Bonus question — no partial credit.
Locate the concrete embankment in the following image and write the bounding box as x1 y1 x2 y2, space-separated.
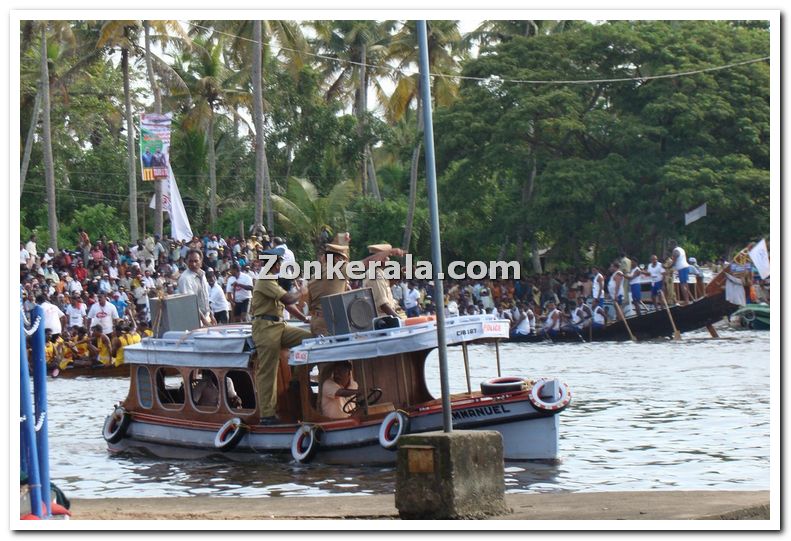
68 490 770 521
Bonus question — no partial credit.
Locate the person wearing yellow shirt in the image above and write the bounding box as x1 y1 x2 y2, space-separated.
87 325 112 366
111 325 132 367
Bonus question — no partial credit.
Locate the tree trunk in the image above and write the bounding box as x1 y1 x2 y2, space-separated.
207 109 217 227
143 22 163 238
122 48 139 242
40 26 58 251
515 158 537 269
367 147 381 200
530 237 542 274
358 43 368 196
20 81 42 191
402 96 423 251
252 21 273 234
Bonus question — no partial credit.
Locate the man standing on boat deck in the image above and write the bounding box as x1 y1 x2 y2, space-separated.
307 243 350 336
251 246 311 425
591 266 605 305
177 249 213 326
669 240 692 305
362 244 407 319
646 254 666 310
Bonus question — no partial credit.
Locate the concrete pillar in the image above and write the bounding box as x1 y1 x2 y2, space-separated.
395 430 509 519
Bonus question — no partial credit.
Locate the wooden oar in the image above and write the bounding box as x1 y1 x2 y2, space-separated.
660 290 682 340
614 302 637 342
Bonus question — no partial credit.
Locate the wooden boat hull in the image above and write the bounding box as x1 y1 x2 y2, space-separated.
51 364 130 379
509 291 739 343
107 388 564 464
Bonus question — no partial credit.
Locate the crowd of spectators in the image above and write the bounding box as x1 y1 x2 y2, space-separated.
21 227 768 360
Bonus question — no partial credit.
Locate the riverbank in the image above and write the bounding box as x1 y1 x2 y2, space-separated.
68 490 769 521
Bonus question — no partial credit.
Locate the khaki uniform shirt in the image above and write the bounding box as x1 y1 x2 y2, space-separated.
362 268 403 318
251 278 287 318
307 263 349 315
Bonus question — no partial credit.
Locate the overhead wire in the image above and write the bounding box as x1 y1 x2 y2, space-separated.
188 21 769 86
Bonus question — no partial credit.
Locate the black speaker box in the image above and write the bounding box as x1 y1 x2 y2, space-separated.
320 288 377 335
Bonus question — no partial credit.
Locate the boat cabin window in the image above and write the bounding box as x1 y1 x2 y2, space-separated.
155 367 185 409
225 370 255 411
190 369 220 412
136 366 154 409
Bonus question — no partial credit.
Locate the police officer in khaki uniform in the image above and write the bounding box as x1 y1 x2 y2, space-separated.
307 243 350 336
362 243 407 319
250 246 311 425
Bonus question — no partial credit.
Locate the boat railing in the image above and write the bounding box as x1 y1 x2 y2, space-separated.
301 314 504 348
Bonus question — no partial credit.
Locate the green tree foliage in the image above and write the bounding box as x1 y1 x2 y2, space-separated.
19 19 769 269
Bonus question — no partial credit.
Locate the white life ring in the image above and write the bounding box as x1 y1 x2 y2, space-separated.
214 417 245 451
378 411 410 449
291 424 320 463
741 309 756 322
102 406 130 443
528 379 571 413
480 376 526 395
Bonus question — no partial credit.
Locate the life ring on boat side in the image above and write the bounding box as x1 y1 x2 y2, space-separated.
404 316 436 326
528 379 571 413
214 417 246 451
480 376 526 395
291 424 320 463
378 411 410 449
741 309 756 322
102 406 130 443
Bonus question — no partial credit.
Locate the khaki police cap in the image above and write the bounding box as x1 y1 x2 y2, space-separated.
367 243 392 254
324 243 349 258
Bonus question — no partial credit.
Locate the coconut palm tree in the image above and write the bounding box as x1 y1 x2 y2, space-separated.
38 23 58 250
98 20 189 240
171 35 247 228
385 20 463 251
308 20 396 200
192 20 308 235
272 176 356 255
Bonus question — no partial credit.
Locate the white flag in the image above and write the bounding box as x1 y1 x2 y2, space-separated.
748 238 770 279
684 203 707 225
149 166 193 241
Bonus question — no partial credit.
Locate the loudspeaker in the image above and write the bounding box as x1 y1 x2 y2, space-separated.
149 293 201 337
320 288 377 335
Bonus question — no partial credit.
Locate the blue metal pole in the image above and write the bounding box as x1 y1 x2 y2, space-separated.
417 20 452 433
20 310 43 518
30 304 51 517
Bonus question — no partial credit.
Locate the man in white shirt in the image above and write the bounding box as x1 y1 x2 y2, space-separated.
207 271 230 324
320 361 360 419
225 263 253 322
65 292 88 330
20 243 30 267
670 240 691 304
177 249 212 326
37 293 66 339
87 293 120 335
403 282 421 317
141 270 155 289
645 254 666 310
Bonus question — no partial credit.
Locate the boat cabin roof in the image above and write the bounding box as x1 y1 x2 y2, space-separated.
122 316 510 369
289 315 510 366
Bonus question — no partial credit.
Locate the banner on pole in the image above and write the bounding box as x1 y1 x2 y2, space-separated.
748 238 770 279
140 113 172 182
144 111 193 241
684 203 707 225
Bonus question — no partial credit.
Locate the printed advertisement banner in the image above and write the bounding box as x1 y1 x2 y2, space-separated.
140 113 172 182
